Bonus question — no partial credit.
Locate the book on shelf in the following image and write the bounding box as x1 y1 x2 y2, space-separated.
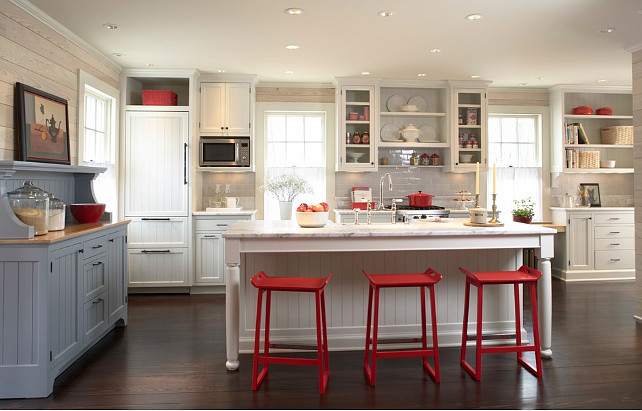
565 148 578 169
565 122 589 144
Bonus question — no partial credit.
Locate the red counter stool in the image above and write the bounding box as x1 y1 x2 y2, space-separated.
362 268 442 386
459 265 543 380
251 271 332 394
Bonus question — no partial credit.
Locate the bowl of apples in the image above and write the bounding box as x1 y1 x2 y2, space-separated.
296 202 329 228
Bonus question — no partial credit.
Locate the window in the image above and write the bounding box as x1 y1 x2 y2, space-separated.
78 71 119 219
264 111 326 220
487 113 543 220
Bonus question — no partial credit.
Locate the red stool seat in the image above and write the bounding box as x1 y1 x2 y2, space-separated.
251 271 332 394
363 268 442 385
459 265 543 380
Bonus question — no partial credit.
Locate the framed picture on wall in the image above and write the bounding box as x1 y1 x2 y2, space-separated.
15 82 70 164
580 183 601 207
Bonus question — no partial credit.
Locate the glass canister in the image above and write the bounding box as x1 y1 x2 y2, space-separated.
47 192 66 231
7 181 50 235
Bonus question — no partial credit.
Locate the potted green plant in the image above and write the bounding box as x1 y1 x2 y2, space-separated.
259 174 312 220
512 198 535 224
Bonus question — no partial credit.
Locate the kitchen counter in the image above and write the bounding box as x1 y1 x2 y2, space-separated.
0 220 130 244
193 209 256 216
223 219 555 370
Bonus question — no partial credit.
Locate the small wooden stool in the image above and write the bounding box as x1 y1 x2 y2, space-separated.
459 265 543 380
362 268 442 385
251 271 332 394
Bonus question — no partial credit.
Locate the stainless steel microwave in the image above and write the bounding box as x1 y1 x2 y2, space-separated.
199 137 250 167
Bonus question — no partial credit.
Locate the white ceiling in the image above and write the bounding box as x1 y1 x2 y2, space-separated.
23 0 642 87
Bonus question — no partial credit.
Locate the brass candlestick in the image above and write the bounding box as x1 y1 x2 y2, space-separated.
473 193 480 208
489 193 500 224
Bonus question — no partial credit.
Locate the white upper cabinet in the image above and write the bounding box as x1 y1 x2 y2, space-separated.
450 85 488 172
550 86 633 174
200 82 251 135
336 84 377 171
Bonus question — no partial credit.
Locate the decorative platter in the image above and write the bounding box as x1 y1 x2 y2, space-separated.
407 95 427 112
380 124 401 141
386 95 406 112
418 125 437 142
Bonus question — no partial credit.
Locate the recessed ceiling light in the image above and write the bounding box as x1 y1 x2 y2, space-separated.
111 52 125 58
217 69 226 73
285 8 303 15
361 72 370 76
146 63 154 67
285 44 300 50
599 27 616 33
470 75 480 79
518 83 528 86
103 23 119 30
417 73 427 77
430 48 441 53
537 77 545 80
596 79 607 83
285 70 295 74
465 14 482 20
377 10 394 17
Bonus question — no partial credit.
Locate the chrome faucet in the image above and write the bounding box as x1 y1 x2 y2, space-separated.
366 202 372 225
378 173 393 210
390 198 402 224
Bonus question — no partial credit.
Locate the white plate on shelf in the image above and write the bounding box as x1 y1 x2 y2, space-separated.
408 96 427 112
418 125 437 142
386 95 405 112
380 124 401 141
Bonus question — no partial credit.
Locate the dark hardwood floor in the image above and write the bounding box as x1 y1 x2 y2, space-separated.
1 279 641 409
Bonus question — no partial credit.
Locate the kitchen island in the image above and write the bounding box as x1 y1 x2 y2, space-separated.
223 219 555 370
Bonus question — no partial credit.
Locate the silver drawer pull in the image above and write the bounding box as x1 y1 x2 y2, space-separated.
204 235 217 238
609 258 621 262
142 218 171 221
609 243 621 246
92 262 103 266
92 298 103 304
92 245 103 249
141 249 171 253
609 217 620 220
609 232 620 234
216 224 228 227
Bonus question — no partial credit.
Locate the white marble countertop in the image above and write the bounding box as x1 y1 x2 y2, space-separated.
223 218 556 239
193 209 256 216
549 206 633 211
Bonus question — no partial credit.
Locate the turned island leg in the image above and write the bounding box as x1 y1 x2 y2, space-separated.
225 239 241 370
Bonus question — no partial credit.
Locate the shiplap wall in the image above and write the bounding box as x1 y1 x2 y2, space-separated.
256 86 334 103
633 49 642 322
0 0 120 163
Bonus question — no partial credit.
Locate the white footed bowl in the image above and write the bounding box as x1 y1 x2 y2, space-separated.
296 211 329 228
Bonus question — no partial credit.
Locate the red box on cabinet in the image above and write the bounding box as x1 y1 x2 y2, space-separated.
142 90 178 106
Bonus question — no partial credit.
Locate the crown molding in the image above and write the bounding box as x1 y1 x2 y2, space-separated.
627 42 642 53
9 0 122 73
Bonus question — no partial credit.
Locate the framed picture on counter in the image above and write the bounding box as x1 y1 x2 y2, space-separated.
15 82 70 165
580 183 601 207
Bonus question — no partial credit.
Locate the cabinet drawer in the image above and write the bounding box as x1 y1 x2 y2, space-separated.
83 255 108 302
195 217 250 231
127 248 189 286
83 292 108 344
127 217 188 247
594 237 634 251
594 226 634 239
595 250 634 270
593 212 633 225
83 236 108 260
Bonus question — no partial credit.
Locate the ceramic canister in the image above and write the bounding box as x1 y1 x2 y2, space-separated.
469 207 487 224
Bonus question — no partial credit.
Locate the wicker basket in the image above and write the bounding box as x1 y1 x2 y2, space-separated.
578 151 600 169
601 126 633 145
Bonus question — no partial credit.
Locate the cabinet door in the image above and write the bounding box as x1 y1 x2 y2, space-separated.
127 248 189 287
226 83 251 135
567 213 593 270
82 255 107 302
200 83 226 133
49 244 83 369
107 231 127 324
195 233 224 284
83 292 108 344
124 111 189 216
451 88 487 172
338 85 376 171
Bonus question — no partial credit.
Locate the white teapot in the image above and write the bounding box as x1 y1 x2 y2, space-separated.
400 124 420 142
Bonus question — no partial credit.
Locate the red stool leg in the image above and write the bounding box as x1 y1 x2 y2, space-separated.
530 282 543 377
514 284 522 359
252 288 265 390
472 284 484 380
428 284 440 382
314 290 328 394
364 283 374 377
369 286 381 386
420 286 428 356
460 278 471 369
320 289 330 392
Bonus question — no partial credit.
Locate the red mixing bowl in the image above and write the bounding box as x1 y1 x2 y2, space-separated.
70 203 106 224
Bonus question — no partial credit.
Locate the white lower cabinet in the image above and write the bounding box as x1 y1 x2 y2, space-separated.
194 215 253 286
551 207 634 281
0 223 129 399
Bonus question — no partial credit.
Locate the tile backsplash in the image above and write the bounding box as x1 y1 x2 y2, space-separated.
201 172 256 210
551 173 633 207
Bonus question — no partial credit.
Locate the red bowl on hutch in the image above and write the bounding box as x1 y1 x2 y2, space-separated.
595 107 613 115
407 191 434 208
70 203 106 224
571 106 593 115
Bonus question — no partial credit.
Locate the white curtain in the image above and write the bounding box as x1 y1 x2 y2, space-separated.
492 166 542 221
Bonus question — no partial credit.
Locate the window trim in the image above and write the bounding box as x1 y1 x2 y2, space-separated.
488 113 542 168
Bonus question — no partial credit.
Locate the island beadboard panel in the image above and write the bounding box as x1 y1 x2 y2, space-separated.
0 0 120 162
634 47 642 324
237 248 522 352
